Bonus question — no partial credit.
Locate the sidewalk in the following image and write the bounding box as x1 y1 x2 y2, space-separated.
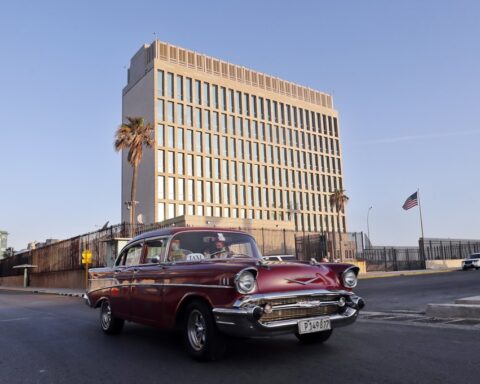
0 286 85 297
0 268 459 297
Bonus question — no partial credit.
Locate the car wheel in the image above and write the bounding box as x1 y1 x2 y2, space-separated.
184 301 226 361
100 300 124 335
295 329 333 344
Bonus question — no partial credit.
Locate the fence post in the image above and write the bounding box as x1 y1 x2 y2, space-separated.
406 248 410 270
384 247 388 271
392 248 398 271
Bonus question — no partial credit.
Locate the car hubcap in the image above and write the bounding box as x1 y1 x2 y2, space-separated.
187 309 207 351
101 302 112 330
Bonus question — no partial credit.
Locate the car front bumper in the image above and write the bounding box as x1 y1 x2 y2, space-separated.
212 290 364 338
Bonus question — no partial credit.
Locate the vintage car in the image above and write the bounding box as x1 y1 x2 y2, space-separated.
85 227 365 360
462 253 480 270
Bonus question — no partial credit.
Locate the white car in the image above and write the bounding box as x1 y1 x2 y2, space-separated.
263 255 297 262
462 253 480 270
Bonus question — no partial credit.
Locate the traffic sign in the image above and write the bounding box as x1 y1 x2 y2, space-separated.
82 250 92 264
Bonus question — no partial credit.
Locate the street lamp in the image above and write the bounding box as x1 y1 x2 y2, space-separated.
367 206 373 247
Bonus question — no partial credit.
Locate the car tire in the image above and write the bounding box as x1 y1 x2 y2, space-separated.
100 300 124 335
295 329 333 344
184 301 226 361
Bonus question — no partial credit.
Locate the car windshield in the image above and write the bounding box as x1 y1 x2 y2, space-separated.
167 231 262 262
469 254 480 259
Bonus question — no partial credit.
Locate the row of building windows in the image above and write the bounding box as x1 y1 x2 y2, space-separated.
157 150 342 188
157 70 339 137
157 176 342 214
156 101 340 154
157 202 345 233
157 125 342 175
156 120 340 159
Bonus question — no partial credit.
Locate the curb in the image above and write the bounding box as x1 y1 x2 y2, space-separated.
0 287 85 298
359 268 457 280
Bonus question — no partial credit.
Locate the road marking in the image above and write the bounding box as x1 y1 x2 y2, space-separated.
0 317 29 322
359 311 480 331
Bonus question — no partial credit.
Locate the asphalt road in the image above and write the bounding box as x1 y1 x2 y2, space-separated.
1 272 479 384
356 270 480 312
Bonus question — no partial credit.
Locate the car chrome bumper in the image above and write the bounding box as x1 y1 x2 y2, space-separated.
212 291 364 338
83 293 92 307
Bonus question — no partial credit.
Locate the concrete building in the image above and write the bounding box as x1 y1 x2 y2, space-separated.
0 230 8 259
121 40 345 233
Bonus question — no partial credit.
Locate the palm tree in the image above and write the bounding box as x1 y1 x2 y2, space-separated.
329 189 349 262
114 116 154 237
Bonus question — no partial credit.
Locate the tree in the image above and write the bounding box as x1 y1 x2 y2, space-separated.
329 189 349 262
114 116 154 237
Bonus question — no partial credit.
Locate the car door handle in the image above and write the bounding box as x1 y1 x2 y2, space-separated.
133 268 139 273
114 269 123 273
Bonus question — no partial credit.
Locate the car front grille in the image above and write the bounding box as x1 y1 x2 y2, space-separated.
248 294 343 324
260 305 339 323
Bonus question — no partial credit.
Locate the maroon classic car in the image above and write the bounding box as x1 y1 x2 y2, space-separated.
85 227 365 360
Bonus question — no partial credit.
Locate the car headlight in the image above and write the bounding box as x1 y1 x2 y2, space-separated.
342 270 358 288
235 270 257 294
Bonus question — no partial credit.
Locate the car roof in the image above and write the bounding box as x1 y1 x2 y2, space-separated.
131 226 248 242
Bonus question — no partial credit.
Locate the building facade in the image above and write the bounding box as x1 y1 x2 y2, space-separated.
122 40 346 233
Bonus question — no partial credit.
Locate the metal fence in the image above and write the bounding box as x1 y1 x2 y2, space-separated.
359 247 425 272
0 223 157 277
422 238 480 260
295 233 328 261
0 223 303 277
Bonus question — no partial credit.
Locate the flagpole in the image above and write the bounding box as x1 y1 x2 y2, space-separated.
417 188 426 265
417 188 425 240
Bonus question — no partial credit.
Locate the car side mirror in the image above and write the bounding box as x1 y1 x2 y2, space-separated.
151 255 161 264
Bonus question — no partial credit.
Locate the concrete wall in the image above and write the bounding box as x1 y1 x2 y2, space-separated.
346 260 367 274
30 270 85 290
0 271 85 289
426 259 462 269
0 275 23 287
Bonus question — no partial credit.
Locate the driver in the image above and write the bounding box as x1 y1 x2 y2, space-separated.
206 240 230 259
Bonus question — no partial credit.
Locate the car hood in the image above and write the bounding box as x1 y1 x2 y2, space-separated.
253 261 346 293
204 259 350 292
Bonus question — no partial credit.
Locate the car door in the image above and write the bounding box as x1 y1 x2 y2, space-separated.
130 238 169 326
110 242 143 320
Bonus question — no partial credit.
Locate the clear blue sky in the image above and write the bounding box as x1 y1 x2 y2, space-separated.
1 0 479 249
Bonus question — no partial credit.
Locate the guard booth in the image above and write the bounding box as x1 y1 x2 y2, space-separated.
101 238 130 267
12 264 37 287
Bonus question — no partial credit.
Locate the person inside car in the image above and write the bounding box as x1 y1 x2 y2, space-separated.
205 240 231 259
169 239 188 262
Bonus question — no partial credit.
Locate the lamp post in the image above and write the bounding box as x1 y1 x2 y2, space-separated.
367 206 373 247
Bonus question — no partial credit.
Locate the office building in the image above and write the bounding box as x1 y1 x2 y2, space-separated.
121 40 345 233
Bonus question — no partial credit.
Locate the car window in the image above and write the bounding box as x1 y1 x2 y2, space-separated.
144 239 167 263
123 244 143 266
167 231 261 262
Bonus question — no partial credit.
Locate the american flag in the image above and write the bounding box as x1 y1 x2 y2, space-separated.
402 192 418 210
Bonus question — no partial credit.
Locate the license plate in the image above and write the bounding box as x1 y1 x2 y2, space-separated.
298 317 331 334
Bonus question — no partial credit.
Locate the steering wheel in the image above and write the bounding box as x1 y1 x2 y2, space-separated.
208 249 231 258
